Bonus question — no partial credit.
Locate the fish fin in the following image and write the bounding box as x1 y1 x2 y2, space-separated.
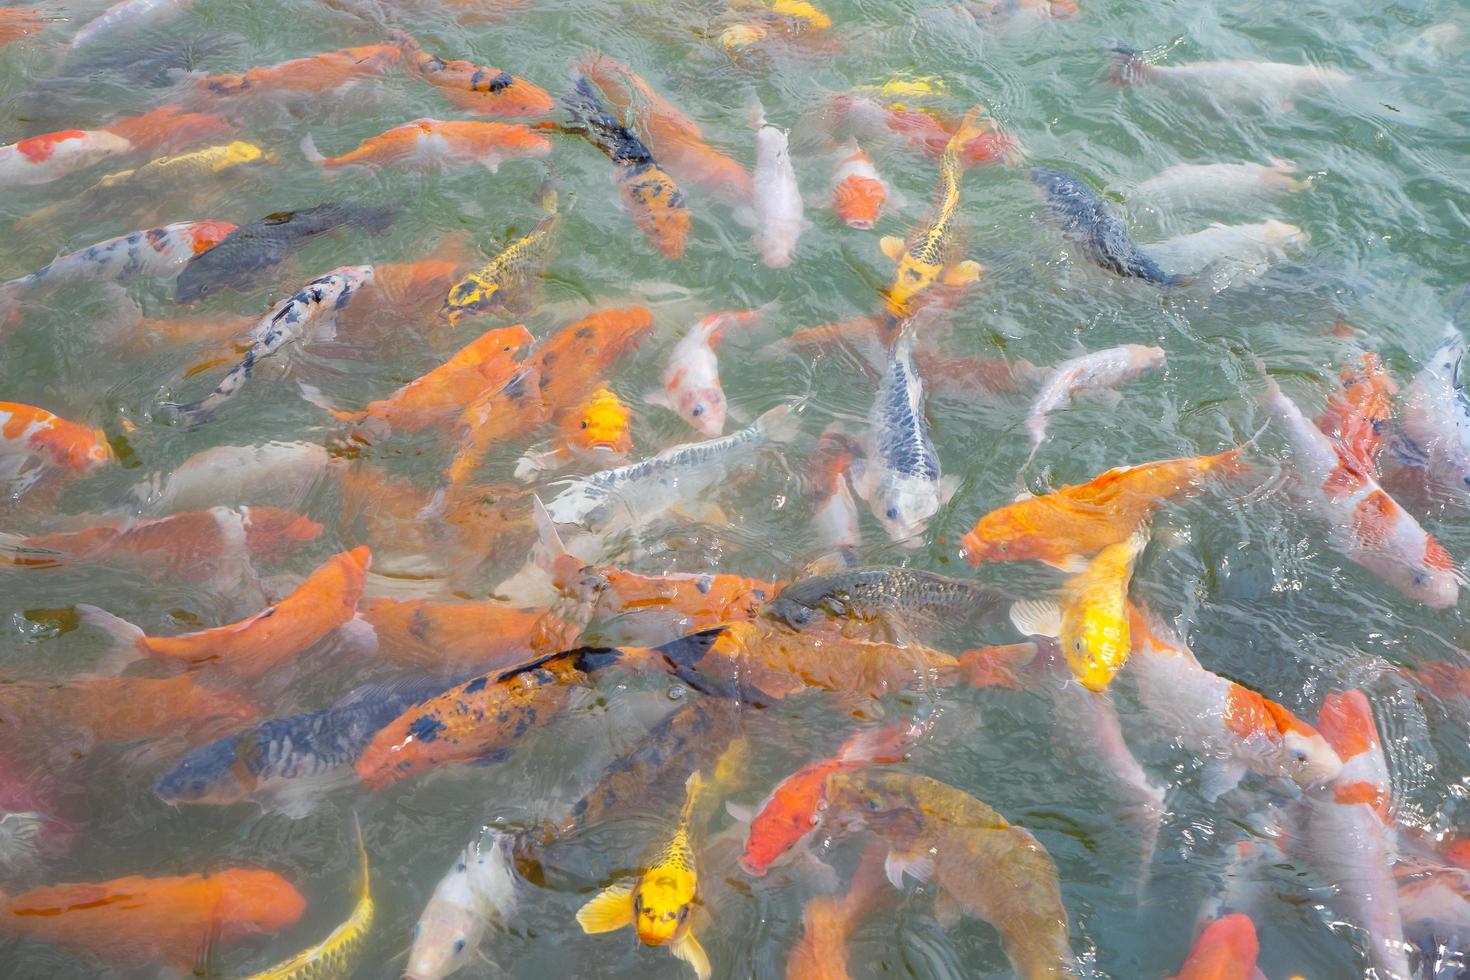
1041 555 1090 573
933 889 965 928
939 474 961 504
300 132 326 165
1008 599 1061 639
529 495 573 573
642 387 672 409
576 881 635 933
711 737 749 794
73 603 146 674
847 458 874 501
837 722 917 766
1012 487 1035 503
880 235 905 261
1199 759 1247 802
680 770 704 825
755 401 803 443
883 846 934 888
255 778 332 819
939 259 984 286
296 381 362 422
724 801 756 823
514 447 561 482
671 931 712 980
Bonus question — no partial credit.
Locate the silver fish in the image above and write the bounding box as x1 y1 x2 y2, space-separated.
1024 344 1165 465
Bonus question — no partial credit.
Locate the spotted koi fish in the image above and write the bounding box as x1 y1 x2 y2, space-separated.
0 401 113 498
171 266 373 423
442 184 562 324
1 220 235 296
393 31 553 117
0 128 132 188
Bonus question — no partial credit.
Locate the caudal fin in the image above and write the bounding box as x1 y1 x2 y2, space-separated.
836 716 931 766
74 603 147 675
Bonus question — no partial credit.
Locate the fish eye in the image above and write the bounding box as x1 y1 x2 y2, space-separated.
581 420 588 429
885 507 899 520
452 939 466 955
691 406 704 417
1463 475 1470 487
677 906 690 923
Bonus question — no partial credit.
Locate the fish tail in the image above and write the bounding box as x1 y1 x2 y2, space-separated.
74 603 147 675
755 401 804 444
352 812 371 902
650 626 727 671
300 132 328 166
385 28 420 53
837 719 925 767
679 770 704 826
1106 45 1151 86
944 104 992 161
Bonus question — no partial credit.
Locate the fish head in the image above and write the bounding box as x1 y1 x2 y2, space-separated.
870 472 941 545
155 737 251 806
674 385 726 437
204 71 250 95
1259 698 1344 789
740 770 829 875
566 386 632 453
407 879 485 980
632 869 697 946
765 594 817 629
1259 219 1308 249
214 869 307 938
188 220 238 254
882 253 944 317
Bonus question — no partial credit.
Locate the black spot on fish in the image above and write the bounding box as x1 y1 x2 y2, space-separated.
408 715 446 742
463 676 488 694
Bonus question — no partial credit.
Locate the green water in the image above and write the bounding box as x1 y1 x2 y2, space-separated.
3 0 1470 976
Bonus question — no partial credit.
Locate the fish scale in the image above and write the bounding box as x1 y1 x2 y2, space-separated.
875 341 939 481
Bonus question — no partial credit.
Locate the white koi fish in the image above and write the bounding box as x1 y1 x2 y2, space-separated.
1261 373 1459 608
132 440 336 515
406 830 521 980
1393 299 1470 512
0 129 132 188
1024 344 1165 465
752 105 803 268
1146 220 1307 289
70 0 192 49
0 220 235 296
1109 47 1350 109
1129 160 1306 211
645 309 763 437
171 266 373 423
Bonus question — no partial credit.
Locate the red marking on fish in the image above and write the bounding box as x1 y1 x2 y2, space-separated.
16 130 84 163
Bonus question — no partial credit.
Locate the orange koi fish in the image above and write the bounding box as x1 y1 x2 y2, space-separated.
0 128 132 188
1 506 320 572
393 30 553 117
960 443 1251 568
361 597 575 671
0 7 48 44
0 401 113 498
302 118 551 172
826 94 1021 167
830 141 888 229
104 105 231 154
76 546 370 678
200 44 401 96
1316 349 1397 476
516 384 633 479
0 674 258 747
785 841 890 980
0 869 304 971
1167 914 1260 980
579 53 753 204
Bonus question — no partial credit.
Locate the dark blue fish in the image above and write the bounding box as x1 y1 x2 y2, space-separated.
1030 167 1179 285
174 202 398 303
155 677 450 818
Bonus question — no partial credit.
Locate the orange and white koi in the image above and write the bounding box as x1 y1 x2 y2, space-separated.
830 141 888 230
1318 348 1396 476
752 103 803 268
826 94 1021 167
646 309 762 436
0 402 113 498
1 220 235 296
1167 914 1261 980
303 118 551 172
393 30 553 117
515 384 632 480
76 546 371 679
0 129 132 188
809 426 863 554
1262 372 1459 607
200 44 401 96
1126 607 1341 800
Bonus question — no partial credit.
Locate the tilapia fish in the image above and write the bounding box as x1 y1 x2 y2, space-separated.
174 202 398 302
766 565 1008 629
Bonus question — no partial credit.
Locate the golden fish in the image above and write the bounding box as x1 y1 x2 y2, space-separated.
442 184 563 325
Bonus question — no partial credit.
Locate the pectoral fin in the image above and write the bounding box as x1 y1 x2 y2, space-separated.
671 931 712 980
880 235 905 261
575 881 635 934
1199 760 1247 802
1008 599 1061 639
883 846 935 889
940 259 984 286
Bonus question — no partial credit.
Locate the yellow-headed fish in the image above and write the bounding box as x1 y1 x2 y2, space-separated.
243 818 372 980
1008 528 1148 692
576 771 711 979
879 105 991 317
441 183 563 325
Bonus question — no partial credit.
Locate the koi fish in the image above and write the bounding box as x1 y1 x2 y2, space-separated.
1261 372 1458 607
0 128 132 188
0 674 257 749
76 546 371 678
393 31 553 117
362 596 575 671
156 678 451 818
172 266 374 422
809 426 863 554
0 401 113 498
737 723 919 875
1301 690 1410 979
442 183 562 324
321 323 534 435
0 869 303 971
784 841 890 980
1395 306 1470 511
133 440 335 515
1130 160 1305 211
103 104 232 155
442 368 549 493
1318 348 1396 475
1010 528 1148 692
577 771 711 980
1023 345 1166 465
243 819 373 979
1168 915 1261 980
1125 607 1342 799
1 220 235 297
516 384 633 480
562 76 690 259
1146 220 1307 290
960 441 1250 567
826 94 1020 167
830 141 888 230
406 829 521 980
764 0 831 30
1031 167 1179 285
70 0 190 49
578 53 753 204
963 0 1077 30
850 329 951 545
0 753 78 876
1108 47 1349 109
174 202 397 302
879 106 993 315
767 564 1007 630
200 44 401 96
646 309 762 436
753 103 804 268
302 118 551 172
0 7 48 44
822 770 1078 979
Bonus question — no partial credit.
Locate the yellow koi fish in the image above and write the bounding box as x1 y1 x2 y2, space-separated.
576 771 711 979
442 183 564 325
765 0 830 29
243 817 372 980
879 105 991 316
1009 527 1148 692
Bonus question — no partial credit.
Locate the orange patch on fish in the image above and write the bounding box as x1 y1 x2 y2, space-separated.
1316 689 1379 760
1170 914 1259 980
16 130 84 163
1350 489 1399 549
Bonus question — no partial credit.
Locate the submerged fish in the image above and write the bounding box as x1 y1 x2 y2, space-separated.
1146 220 1307 289
362 596 575 671
171 266 374 422
0 401 113 498
0 674 257 749
1023 345 1166 465
393 30 553 117
302 118 551 172
766 565 1007 629
809 426 863 555
407 829 521 980
646 309 762 436
70 0 190 49
156 678 451 817
133 440 335 515
753 104 804 268
1 220 235 298
1108 47 1349 109
1395 306 1470 511
442 184 562 324
0 128 133 188
1031 167 1179 285
1319 348 1397 476
784 841 890 980
201 43 400 96
577 771 711 979
1168 915 1261 980
174 203 397 303
830 141 888 230
1129 160 1306 211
